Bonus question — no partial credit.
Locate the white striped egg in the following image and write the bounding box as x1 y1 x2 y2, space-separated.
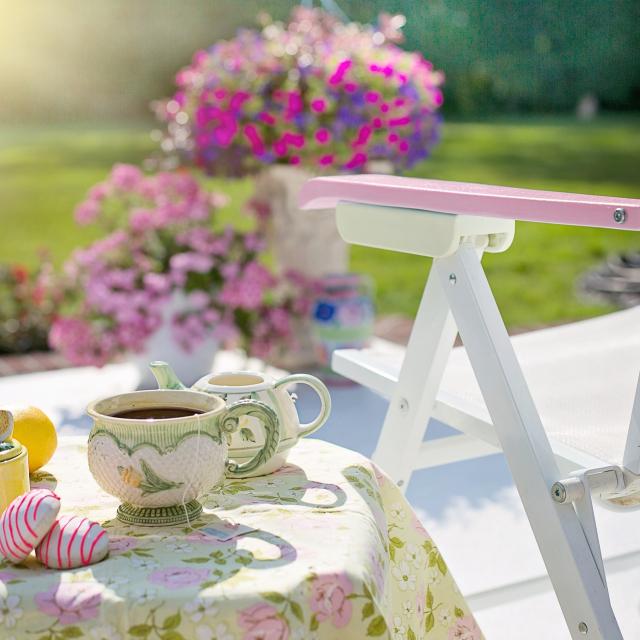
36 514 108 569
0 489 61 563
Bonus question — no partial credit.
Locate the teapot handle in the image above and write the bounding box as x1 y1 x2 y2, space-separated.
274 374 331 438
223 400 281 477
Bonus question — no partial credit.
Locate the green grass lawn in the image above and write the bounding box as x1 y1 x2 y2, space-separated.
1 116 639 329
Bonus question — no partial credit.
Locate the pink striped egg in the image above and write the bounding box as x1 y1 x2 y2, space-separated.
0 488 61 563
36 515 108 569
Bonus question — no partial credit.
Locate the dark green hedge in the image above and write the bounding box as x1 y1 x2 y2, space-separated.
342 0 640 114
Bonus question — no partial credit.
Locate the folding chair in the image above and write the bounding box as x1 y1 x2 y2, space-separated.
300 175 640 640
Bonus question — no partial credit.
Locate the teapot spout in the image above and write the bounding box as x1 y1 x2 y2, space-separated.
149 361 187 390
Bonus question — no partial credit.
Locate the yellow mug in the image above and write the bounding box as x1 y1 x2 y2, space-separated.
0 439 30 514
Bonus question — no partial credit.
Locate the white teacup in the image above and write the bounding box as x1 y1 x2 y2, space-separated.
87 390 280 526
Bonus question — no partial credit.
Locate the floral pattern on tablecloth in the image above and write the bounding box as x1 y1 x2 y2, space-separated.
0 437 482 640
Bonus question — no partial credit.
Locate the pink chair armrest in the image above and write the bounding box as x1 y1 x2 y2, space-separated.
299 175 640 231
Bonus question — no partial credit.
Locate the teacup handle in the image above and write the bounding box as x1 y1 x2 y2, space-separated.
273 374 331 438
222 399 281 477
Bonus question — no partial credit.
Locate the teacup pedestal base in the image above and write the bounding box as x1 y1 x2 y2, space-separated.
116 500 203 527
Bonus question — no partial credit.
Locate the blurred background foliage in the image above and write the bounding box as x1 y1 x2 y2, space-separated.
1 0 639 331
1 0 639 121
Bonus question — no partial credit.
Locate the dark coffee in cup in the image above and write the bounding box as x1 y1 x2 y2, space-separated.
111 407 204 420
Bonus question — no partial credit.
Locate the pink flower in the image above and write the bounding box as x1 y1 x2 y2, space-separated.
88 182 110 201
212 319 239 343
259 111 276 125
354 125 372 146
149 566 210 589
219 261 274 310
315 128 331 144
238 603 289 640
221 262 240 279
130 208 157 232
310 98 326 113
74 200 100 225
143 272 172 295
365 91 380 103
108 536 139 554
35 583 102 625
187 290 211 309
448 616 482 640
244 124 265 156
110 163 143 190
244 233 266 252
309 573 353 628
344 152 367 170
329 59 352 85
170 252 213 274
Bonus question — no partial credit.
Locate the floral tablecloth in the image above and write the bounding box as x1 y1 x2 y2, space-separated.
0 436 482 640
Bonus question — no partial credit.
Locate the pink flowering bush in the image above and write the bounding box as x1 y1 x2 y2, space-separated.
155 8 443 175
50 164 309 366
0 257 62 354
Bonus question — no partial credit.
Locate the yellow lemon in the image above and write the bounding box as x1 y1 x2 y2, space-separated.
11 407 58 472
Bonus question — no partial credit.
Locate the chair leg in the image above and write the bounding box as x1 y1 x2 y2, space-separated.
435 243 622 640
372 261 459 490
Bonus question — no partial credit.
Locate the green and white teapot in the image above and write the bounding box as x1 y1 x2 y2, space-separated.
150 362 331 477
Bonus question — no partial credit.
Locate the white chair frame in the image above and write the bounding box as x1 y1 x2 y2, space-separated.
321 199 640 640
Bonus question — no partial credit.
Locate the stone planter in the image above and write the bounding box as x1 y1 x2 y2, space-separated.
252 166 349 278
251 166 349 368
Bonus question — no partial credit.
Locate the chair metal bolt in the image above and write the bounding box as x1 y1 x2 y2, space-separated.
449 273 457 285
578 621 588 634
551 482 566 503
613 208 626 224
399 398 409 412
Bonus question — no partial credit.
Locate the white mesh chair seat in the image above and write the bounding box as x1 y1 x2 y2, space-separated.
441 305 640 467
